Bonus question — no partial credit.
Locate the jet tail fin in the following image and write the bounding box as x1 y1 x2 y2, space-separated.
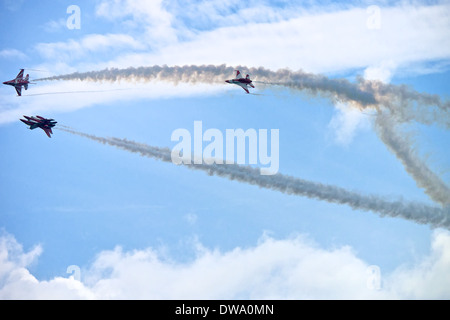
16 69 24 80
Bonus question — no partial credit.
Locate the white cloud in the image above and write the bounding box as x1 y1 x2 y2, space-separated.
35 34 145 62
164 0 302 31
0 233 93 299
385 229 450 299
25 2 450 79
1 230 449 299
0 49 27 60
328 102 371 146
41 18 67 33
364 60 397 83
96 0 177 46
98 2 450 75
184 212 198 225
2 0 24 12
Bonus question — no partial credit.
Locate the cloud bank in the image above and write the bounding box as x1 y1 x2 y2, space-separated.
1 230 450 299
91 1 450 73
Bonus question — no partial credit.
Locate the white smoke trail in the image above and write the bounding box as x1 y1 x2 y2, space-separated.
39 65 449 206
374 113 450 206
57 127 450 230
361 80 450 129
36 65 377 107
36 65 450 126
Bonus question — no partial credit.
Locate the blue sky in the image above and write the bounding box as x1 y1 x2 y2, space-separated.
0 0 449 299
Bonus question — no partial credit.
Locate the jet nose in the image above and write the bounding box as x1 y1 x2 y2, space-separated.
225 80 230 83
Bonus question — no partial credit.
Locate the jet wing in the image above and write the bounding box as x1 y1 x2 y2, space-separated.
20 118 39 129
24 116 41 123
16 69 24 80
20 118 33 126
237 83 250 94
235 70 243 79
15 86 22 96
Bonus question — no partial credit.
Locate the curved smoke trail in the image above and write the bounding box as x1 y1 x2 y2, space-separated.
36 65 450 126
58 127 450 230
42 64 450 206
374 113 450 206
35 65 378 107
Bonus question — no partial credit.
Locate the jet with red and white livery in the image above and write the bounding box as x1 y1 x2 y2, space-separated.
3 69 33 96
225 70 255 94
20 115 57 138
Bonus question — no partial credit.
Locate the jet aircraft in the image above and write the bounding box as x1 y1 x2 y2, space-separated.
225 70 255 94
3 69 32 96
20 115 57 138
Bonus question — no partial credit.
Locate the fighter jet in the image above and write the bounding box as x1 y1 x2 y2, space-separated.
20 115 57 138
225 70 255 94
3 69 33 96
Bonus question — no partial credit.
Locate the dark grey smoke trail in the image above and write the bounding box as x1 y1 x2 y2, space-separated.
58 127 450 230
